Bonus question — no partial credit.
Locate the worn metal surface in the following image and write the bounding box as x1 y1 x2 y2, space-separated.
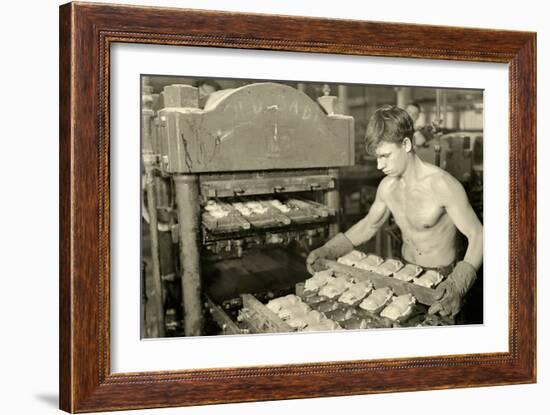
157 83 355 173
163 84 198 108
173 174 203 336
240 294 293 333
324 168 341 237
144 166 165 337
199 172 335 199
205 296 243 335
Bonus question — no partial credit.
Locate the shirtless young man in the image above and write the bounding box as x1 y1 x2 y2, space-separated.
306 105 483 317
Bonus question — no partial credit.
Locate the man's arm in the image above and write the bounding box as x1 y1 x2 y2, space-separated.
306 178 391 274
344 179 391 247
434 174 483 269
428 173 483 317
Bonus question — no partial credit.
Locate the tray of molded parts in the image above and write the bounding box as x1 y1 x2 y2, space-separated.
295 280 396 330
321 259 444 306
228 199 292 229
237 294 294 333
295 278 447 329
238 293 342 333
202 200 252 234
266 197 335 225
264 293 342 332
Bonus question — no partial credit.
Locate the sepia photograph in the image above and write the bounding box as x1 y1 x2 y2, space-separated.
52 2 538 412
140 75 484 339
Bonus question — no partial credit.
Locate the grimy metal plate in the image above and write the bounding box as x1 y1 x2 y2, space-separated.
157 83 355 173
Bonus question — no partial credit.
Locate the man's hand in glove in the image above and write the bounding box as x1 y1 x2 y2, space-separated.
428 261 477 317
306 233 354 275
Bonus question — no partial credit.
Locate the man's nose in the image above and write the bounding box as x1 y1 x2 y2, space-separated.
377 158 385 170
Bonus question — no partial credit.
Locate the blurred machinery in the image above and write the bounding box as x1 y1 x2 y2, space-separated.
417 131 483 217
141 81 355 337
414 88 483 221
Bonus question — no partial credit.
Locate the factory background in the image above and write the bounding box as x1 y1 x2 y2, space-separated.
140 75 483 338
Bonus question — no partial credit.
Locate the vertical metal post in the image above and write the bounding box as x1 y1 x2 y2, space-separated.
142 76 165 337
385 227 393 259
375 231 383 257
436 89 442 124
140 261 147 337
396 87 412 109
173 174 203 336
337 85 349 115
441 90 448 129
325 168 341 238
434 89 443 167
144 159 165 338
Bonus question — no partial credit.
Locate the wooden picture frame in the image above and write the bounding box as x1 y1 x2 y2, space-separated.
59 2 536 412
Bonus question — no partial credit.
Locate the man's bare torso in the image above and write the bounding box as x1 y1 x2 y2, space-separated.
380 163 458 268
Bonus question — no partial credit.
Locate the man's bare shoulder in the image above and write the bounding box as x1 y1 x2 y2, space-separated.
377 176 399 199
424 163 465 197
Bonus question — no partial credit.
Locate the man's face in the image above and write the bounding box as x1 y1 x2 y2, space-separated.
374 141 409 177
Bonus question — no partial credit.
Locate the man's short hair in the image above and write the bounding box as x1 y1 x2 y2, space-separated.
365 105 415 155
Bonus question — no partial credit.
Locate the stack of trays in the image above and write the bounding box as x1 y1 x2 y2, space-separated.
201 197 334 233
265 294 341 331
202 200 251 233
230 199 291 228
272 197 333 224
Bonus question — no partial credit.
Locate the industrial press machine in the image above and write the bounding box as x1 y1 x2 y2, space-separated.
141 81 355 337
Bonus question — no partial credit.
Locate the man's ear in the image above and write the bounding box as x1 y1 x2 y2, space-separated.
402 137 413 152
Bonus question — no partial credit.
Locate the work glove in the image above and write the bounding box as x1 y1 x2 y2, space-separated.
306 233 355 275
428 261 477 317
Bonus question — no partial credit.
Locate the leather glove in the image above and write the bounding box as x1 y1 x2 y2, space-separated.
428 261 477 317
306 233 355 275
